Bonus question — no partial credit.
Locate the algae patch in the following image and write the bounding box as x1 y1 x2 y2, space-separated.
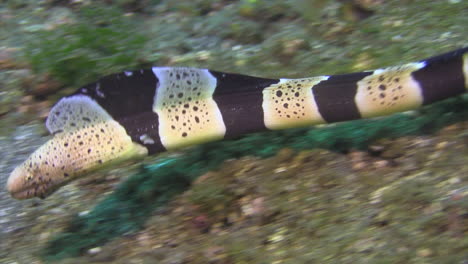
23 4 148 88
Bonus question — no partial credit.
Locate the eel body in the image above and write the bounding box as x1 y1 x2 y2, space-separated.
7 47 468 199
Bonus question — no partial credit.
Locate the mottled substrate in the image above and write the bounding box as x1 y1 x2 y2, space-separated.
77 132 468 264
39 95 468 263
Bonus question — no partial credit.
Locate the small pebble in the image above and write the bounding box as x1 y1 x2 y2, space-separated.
417 248 433 257
88 247 101 255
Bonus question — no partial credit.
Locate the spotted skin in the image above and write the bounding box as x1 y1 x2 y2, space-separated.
6 47 468 199
356 62 425 118
263 77 329 130
152 67 226 150
7 96 147 199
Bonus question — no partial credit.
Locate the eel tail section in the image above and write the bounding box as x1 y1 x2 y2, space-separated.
7 47 468 199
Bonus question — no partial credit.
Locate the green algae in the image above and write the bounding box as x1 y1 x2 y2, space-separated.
23 4 147 88
42 94 468 261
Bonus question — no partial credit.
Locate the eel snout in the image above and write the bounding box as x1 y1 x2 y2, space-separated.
7 134 84 199
7 165 54 199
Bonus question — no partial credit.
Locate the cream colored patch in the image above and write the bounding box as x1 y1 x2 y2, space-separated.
355 62 425 118
7 95 147 199
463 53 468 90
152 67 226 149
262 76 328 130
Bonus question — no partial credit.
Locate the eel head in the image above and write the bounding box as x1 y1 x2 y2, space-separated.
7 95 147 199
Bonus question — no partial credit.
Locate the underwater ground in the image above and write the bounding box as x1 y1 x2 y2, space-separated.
0 0 467 263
